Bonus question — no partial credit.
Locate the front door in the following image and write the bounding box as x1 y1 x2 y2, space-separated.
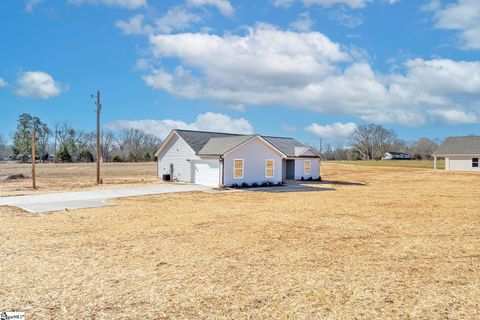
286 160 295 179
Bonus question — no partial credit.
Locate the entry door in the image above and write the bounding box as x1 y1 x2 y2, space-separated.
286 160 295 179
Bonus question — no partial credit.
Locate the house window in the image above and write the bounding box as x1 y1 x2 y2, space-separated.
304 160 311 174
266 159 274 178
234 159 244 179
473 158 479 168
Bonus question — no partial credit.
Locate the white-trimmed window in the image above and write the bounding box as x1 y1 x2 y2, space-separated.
304 160 311 175
265 159 274 178
234 159 244 179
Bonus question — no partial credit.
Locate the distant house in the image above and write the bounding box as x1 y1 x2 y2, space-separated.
382 152 411 160
155 129 322 187
433 136 480 172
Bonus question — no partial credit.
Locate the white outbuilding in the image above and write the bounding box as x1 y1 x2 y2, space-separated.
433 136 480 172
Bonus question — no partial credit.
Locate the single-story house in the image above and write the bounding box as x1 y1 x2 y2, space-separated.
155 129 322 187
433 136 480 172
382 152 411 160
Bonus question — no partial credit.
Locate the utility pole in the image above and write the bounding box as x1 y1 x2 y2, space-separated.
32 129 37 190
95 90 102 184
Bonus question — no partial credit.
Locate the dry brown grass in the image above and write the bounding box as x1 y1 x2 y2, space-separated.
0 162 158 196
1 163 479 319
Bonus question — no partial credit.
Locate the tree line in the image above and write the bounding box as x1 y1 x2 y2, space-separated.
320 123 439 161
0 113 162 163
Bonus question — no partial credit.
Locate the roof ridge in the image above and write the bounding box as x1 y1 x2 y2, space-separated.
175 129 246 136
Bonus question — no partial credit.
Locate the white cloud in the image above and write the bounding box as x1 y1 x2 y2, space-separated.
187 0 234 16
68 0 147 9
0 78 7 88
15 71 64 99
274 0 398 8
290 12 314 32
135 23 480 126
430 0 480 49
105 112 254 139
305 122 357 140
329 8 363 28
25 0 43 12
428 109 479 124
116 8 201 36
115 14 146 35
155 7 202 33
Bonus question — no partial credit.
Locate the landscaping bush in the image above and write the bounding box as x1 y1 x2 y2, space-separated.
300 177 305 181
251 182 259 188
241 182 249 188
307 177 313 181
112 155 122 162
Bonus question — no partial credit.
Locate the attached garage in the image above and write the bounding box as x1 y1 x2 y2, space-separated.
190 159 220 187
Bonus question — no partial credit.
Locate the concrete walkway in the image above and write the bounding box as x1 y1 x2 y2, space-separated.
0 184 211 213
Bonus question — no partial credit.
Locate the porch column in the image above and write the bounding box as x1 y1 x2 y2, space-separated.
434 155 437 173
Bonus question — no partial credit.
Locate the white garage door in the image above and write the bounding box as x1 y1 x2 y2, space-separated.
191 160 220 187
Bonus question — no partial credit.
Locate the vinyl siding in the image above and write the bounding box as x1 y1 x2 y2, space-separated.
294 159 320 180
224 138 283 186
446 156 480 172
157 134 199 182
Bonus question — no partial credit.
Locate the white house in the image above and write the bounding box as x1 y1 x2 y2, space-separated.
155 129 322 187
382 152 411 160
433 136 480 172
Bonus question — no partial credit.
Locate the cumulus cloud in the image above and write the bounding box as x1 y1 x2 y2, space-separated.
430 0 480 49
68 0 147 9
274 0 398 8
428 109 479 124
305 122 357 141
187 0 234 16
0 78 7 88
105 112 253 139
15 71 64 99
137 23 480 125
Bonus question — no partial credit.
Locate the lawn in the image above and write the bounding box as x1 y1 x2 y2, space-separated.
332 159 445 169
1 163 479 319
0 162 158 197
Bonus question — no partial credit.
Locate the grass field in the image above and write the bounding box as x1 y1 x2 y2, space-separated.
1 163 479 319
0 162 158 197
331 159 445 169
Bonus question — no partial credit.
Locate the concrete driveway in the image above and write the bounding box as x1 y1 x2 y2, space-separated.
0 183 211 213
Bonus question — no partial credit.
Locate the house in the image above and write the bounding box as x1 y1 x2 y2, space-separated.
433 136 480 172
155 129 322 187
382 152 411 160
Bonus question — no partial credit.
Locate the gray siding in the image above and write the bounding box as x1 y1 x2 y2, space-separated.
157 134 199 182
294 159 320 180
224 138 283 186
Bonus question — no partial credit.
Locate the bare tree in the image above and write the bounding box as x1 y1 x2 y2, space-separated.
101 129 115 162
411 138 438 160
351 124 397 160
116 129 161 162
0 134 9 160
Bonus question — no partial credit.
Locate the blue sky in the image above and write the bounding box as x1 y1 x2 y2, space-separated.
1 0 479 147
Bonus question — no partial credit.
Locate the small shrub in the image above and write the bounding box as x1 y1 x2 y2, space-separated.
267 181 273 186
307 177 313 181
241 182 249 188
261 182 268 187
231 183 239 188
275 182 282 186
300 176 305 181
112 155 122 162
252 182 259 188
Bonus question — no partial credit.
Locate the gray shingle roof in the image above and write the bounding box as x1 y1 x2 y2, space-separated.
263 136 310 157
175 130 243 153
198 135 255 155
173 129 320 157
434 136 480 155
